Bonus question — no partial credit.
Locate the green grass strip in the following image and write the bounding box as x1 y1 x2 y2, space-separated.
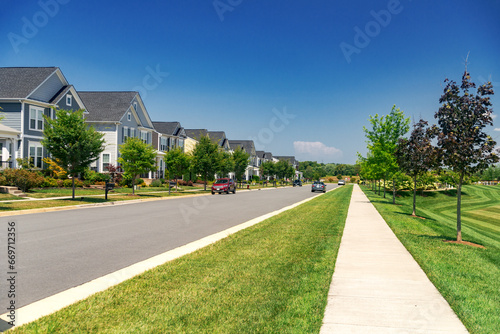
361 185 500 334
11 185 352 333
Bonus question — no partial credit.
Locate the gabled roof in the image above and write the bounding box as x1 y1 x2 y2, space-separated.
185 129 208 140
207 131 225 142
228 140 256 156
0 67 61 99
256 151 265 159
274 156 298 165
264 152 273 160
79 91 138 122
153 121 182 136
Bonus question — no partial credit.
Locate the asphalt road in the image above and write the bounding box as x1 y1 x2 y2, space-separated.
0 183 339 308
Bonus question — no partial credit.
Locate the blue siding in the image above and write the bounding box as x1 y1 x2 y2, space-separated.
29 72 64 103
0 102 22 131
55 91 81 111
23 103 50 137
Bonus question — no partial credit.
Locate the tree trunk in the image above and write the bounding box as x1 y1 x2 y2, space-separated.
412 176 417 216
204 174 207 191
378 180 381 195
132 175 136 195
175 176 178 192
72 176 75 200
392 177 396 205
456 174 463 242
383 178 386 198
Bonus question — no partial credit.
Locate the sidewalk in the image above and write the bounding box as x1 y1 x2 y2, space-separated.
320 185 468 333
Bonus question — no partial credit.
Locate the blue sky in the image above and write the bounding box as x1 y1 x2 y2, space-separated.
1 0 499 164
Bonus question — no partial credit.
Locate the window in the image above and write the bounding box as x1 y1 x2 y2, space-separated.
178 138 184 149
133 102 138 111
127 112 131 121
0 143 3 163
141 131 148 143
29 106 44 130
102 153 110 171
131 128 135 138
123 127 128 142
29 142 43 168
160 137 168 151
66 95 72 106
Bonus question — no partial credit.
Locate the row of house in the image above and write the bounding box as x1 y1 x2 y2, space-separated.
0 67 299 181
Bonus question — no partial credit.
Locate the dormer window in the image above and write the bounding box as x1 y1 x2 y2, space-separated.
66 95 72 106
127 112 131 121
133 102 138 111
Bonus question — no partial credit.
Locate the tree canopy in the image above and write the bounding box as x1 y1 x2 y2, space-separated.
118 137 157 195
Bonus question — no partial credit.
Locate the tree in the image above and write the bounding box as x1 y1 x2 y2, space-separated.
259 160 275 183
164 147 190 192
42 109 105 199
217 150 234 178
362 105 410 200
435 68 499 242
232 147 250 184
118 137 157 195
192 136 220 191
275 160 290 183
303 165 314 180
395 119 439 216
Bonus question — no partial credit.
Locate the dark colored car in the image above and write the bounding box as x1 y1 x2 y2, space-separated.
293 179 302 187
211 178 236 194
311 181 326 193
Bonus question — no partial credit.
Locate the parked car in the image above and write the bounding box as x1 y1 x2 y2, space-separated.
338 179 345 185
311 181 326 193
293 179 302 187
211 178 236 194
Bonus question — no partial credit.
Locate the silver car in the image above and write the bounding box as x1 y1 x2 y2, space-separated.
311 181 326 193
338 180 345 185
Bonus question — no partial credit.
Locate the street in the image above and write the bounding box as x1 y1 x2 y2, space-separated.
1 184 339 308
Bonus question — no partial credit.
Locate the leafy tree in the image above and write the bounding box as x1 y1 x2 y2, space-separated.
362 105 410 200
435 69 499 242
260 160 275 183
275 160 291 183
232 147 250 184
118 137 157 195
42 157 68 178
303 165 314 180
192 136 221 191
164 147 191 192
395 119 439 216
42 109 105 199
217 150 234 178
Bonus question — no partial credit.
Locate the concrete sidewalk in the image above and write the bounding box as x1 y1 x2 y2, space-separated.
320 185 468 333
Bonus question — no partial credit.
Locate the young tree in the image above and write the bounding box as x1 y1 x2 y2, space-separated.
275 160 290 184
232 147 250 185
217 150 234 178
164 147 191 192
192 136 220 191
435 69 499 242
259 160 275 184
118 137 157 195
42 109 105 199
361 105 410 200
395 119 439 216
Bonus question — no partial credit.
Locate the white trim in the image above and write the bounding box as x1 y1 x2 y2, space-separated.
134 94 154 128
28 141 44 168
127 112 131 121
29 105 44 131
23 134 44 139
66 94 72 106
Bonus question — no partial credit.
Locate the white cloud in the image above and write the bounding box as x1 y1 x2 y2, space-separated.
494 128 500 132
294 141 343 161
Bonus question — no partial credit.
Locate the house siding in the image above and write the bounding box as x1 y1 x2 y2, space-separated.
29 72 64 103
23 103 50 137
55 91 80 111
0 103 22 131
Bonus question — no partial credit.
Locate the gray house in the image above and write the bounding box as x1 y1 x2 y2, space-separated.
228 140 258 180
152 121 187 178
0 67 86 169
79 91 157 176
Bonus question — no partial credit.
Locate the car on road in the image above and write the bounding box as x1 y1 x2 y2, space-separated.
338 179 345 185
211 178 236 194
293 179 302 187
311 181 326 193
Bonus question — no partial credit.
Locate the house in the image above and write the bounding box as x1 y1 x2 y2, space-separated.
207 131 231 151
228 140 258 180
274 155 302 179
0 67 86 169
184 129 230 152
184 129 207 154
79 91 158 178
152 121 187 178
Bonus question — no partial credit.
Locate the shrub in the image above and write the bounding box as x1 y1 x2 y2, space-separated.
187 180 193 186
2 168 44 192
150 179 162 187
252 175 260 182
42 177 58 188
0 174 6 186
62 179 84 188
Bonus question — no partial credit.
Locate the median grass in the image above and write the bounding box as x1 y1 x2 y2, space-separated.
361 185 500 334
11 185 352 333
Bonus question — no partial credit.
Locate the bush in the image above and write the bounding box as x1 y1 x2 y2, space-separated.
252 175 260 182
82 169 111 183
2 168 44 192
62 179 83 188
150 179 162 187
119 173 143 187
0 174 6 186
42 177 59 188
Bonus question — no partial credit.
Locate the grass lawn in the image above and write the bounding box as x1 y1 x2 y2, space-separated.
11 185 352 333
0 193 26 201
361 185 500 334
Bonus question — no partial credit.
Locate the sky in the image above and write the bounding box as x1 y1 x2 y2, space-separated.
1 0 499 164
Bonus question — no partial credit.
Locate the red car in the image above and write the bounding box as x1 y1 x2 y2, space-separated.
211 178 236 194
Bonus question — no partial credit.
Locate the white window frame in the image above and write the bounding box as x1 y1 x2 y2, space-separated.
102 153 110 172
29 106 44 131
29 141 43 168
123 126 129 142
66 95 72 106
141 131 148 143
133 102 138 111
127 112 131 121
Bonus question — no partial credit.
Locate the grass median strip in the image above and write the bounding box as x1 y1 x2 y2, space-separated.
11 185 352 333
361 185 500 334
